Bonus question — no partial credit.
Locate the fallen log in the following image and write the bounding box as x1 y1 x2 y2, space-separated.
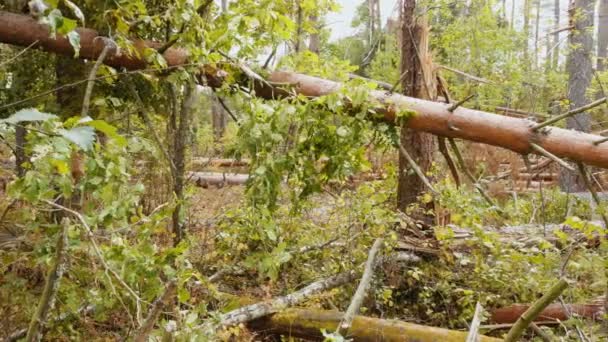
4 11 608 168
190 158 251 168
198 271 356 330
188 172 249 187
491 302 604 324
249 308 502 342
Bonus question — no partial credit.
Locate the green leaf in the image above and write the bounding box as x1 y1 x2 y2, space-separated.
45 9 63 37
1 108 57 124
67 31 81 57
87 120 127 147
58 18 77 35
63 0 85 25
59 126 96 150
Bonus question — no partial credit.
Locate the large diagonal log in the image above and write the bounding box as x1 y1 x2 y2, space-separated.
2 10 608 168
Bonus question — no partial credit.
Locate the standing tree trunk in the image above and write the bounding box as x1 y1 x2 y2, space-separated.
599 0 608 71
560 0 595 192
211 96 227 142
553 0 560 69
523 0 531 66
398 0 436 216
368 0 375 47
308 14 320 54
534 0 541 69
171 83 197 246
294 0 303 53
221 0 228 12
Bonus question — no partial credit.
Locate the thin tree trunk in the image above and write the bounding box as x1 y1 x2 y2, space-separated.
561 0 595 192
171 83 197 246
294 0 302 53
524 0 531 65
368 0 375 47
553 0 560 68
534 0 541 68
398 0 436 217
598 0 608 71
511 0 516 30
308 14 320 54
221 0 228 12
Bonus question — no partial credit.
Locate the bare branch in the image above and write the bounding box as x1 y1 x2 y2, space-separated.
199 271 356 330
397 141 437 194
81 41 113 117
337 238 384 335
133 281 177 342
530 143 575 171
532 97 607 131
43 200 143 303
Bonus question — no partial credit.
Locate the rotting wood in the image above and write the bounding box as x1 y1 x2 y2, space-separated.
504 278 568 342
5 11 608 168
249 308 502 342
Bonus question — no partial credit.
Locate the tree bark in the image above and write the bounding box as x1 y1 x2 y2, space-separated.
398 1 436 214
249 308 502 342
561 0 595 192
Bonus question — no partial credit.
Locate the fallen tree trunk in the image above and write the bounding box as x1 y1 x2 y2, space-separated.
190 158 251 168
491 302 604 323
249 308 502 342
4 11 608 168
188 172 249 187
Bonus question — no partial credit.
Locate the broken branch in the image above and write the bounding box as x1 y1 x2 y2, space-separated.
503 278 568 342
199 270 356 330
532 97 607 131
337 238 383 335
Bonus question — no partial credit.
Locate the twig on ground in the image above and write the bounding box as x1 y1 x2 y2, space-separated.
337 238 384 335
466 302 484 342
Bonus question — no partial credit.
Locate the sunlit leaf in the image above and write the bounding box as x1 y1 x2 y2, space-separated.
59 126 96 150
1 108 57 124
